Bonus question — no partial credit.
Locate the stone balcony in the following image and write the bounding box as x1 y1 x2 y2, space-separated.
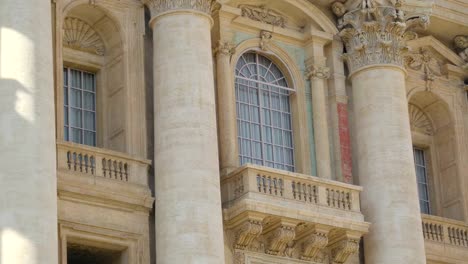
56 141 153 211
221 164 369 263
422 214 468 264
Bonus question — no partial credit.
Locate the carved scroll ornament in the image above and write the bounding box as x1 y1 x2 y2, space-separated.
336 0 429 74
306 65 331 80
239 5 286 28
234 219 263 250
266 224 296 256
144 0 215 17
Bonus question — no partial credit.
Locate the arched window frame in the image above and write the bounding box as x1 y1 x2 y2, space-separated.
235 52 295 171
226 41 312 175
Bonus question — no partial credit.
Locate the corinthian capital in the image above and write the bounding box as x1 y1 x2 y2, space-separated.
144 0 215 18
306 65 331 80
335 0 429 74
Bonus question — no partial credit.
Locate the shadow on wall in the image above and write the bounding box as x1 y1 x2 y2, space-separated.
0 21 56 264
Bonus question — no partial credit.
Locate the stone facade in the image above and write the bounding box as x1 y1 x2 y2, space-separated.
0 0 467 264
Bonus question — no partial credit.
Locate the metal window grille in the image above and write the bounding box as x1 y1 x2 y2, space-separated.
414 147 431 214
235 52 295 172
63 67 97 146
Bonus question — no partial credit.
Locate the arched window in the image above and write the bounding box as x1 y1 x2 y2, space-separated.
235 52 295 172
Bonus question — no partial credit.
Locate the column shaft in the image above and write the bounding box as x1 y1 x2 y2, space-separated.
310 75 332 179
215 42 238 174
351 67 425 263
151 11 225 264
0 1 58 264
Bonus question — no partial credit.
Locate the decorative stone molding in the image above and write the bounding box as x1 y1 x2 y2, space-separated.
336 0 429 74
63 17 105 56
330 238 359 264
404 47 443 90
306 65 331 80
408 104 433 135
266 224 296 256
234 219 264 250
301 231 329 261
143 0 215 17
239 5 286 28
331 1 347 17
214 40 236 56
454 35 468 69
260 30 273 51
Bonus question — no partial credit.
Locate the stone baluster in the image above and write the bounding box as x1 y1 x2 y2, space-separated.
334 1 429 263
143 0 225 263
0 1 58 263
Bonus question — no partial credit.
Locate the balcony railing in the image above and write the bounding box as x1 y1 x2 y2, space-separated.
422 214 468 247
57 141 151 186
221 164 362 213
221 164 368 263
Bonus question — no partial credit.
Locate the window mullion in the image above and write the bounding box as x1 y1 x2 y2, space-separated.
67 68 71 142
255 55 265 166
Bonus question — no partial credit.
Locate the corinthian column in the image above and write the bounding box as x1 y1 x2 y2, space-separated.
335 2 429 263
143 1 225 263
0 1 58 264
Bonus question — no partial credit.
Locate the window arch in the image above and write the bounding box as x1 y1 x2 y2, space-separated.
235 52 295 172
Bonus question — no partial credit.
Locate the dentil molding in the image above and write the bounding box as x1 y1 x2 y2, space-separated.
333 0 429 74
143 0 215 17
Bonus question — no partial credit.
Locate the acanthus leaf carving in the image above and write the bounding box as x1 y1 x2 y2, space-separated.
144 0 215 18
335 0 429 74
239 5 286 28
266 224 296 256
234 251 246 264
63 17 105 56
404 47 443 91
234 219 263 250
330 238 360 264
214 40 236 57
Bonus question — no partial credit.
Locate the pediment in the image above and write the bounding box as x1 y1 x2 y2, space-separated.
407 36 464 67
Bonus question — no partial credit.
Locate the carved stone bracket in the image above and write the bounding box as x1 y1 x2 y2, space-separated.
404 47 443 91
329 237 360 264
239 5 286 28
266 223 296 256
260 30 273 51
234 219 264 250
214 40 236 57
306 65 331 80
300 230 329 261
144 0 215 18
335 0 429 74
454 35 468 70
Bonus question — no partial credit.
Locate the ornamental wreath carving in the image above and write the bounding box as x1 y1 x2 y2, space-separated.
239 5 286 28
404 47 443 90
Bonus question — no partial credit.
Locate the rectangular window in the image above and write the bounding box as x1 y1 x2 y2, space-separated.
414 147 430 214
63 67 97 146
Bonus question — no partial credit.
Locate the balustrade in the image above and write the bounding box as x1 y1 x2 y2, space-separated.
422 214 468 248
221 164 362 213
57 141 150 185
